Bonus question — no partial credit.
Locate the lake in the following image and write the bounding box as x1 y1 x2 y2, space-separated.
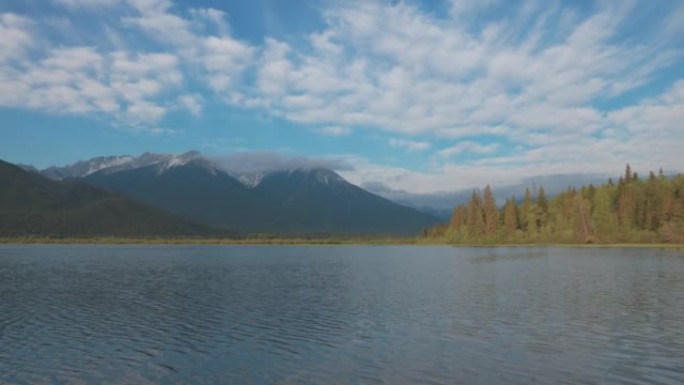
0 245 683 385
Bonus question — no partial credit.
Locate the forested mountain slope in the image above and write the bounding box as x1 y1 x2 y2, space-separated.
0 159 218 238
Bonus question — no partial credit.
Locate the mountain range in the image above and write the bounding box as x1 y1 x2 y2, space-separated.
0 159 218 238
11 151 441 237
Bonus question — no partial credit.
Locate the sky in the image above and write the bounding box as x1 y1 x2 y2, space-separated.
1 0 683 194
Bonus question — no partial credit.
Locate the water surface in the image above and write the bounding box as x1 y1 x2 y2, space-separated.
1 245 683 384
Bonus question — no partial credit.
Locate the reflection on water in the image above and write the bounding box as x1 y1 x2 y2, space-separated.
0 245 683 385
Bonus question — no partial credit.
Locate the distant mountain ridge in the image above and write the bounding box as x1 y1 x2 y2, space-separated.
35 152 441 236
365 174 615 218
42 151 271 188
0 159 220 238
41 151 222 180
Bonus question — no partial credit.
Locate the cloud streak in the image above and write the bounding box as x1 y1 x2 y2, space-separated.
389 138 431 152
209 151 353 175
0 0 682 193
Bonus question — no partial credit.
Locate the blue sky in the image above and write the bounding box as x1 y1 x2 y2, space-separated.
1 0 683 193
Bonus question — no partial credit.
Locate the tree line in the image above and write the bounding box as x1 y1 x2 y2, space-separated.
422 165 684 244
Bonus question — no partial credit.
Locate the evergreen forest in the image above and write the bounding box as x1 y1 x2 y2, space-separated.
423 165 684 244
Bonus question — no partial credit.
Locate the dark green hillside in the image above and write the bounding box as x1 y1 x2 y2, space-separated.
0 159 219 238
83 161 257 229
251 169 441 235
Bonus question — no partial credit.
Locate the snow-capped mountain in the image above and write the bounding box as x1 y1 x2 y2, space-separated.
33 151 441 236
41 155 134 180
40 151 221 180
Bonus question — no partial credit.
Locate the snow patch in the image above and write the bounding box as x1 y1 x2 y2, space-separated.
84 156 134 176
237 173 264 188
160 155 192 173
156 152 212 174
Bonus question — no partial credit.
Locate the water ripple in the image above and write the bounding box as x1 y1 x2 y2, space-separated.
1 245 683 385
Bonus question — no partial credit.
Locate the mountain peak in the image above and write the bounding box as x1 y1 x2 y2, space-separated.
255 167 350 190
181 150 201 157
305 168 346 185
39 151 222 180
160 151 220 175
40 155 134 180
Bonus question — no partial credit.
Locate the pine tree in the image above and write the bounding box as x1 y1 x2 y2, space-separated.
483 185 498 236
617 177 636 236
466 190 485 240
574 195 592 243
519 188 533 232
625 164 632 183
450 205 467 229
450 205 467 240
537 186 549 231
503 197 518 239
644 172 662 231
659 176 684 242
591 186 617 242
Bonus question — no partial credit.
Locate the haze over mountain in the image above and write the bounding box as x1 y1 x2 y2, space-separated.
38 151 441 236
364 174 615 219
0 159 218 238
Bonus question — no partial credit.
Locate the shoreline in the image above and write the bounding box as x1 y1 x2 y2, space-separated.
1 237 683 250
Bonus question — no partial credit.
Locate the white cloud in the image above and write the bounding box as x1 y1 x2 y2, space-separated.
53 0 121 9
223 0 681 190
41 46 104 73
336 155 517 195
126 100 166 124
0 13 34 63
201 36 254 91
146 126 177 135
449 0 502 18
438 141 499 158
122 12 195 46
126 0 172 14
318 126 351 137
211 152 352 174
389 138 431 152
257 38 292 96
178 94 203 116
338 152 614 195
240 1 681 143
0 37 181 129
122 4 254 94
0 44 115 115
190 8 230 36
336 82 684 193
108 51 182 124
603 80 684 167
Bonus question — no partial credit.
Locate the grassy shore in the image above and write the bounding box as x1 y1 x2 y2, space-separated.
0 236 419 246
1 236 683 249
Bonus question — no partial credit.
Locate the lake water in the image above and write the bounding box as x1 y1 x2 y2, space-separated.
0 245 683 385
